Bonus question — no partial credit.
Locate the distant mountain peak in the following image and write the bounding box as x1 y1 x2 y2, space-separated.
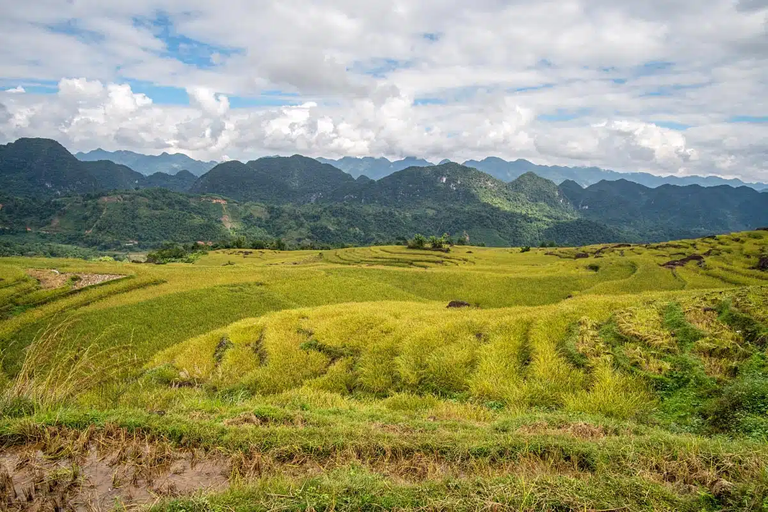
77 148 217 176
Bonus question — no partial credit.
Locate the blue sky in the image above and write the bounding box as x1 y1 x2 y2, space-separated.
0 0 766 181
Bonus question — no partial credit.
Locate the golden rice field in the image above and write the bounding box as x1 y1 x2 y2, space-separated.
1 231 768 511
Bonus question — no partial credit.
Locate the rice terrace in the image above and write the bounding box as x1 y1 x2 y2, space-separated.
0 231 767 511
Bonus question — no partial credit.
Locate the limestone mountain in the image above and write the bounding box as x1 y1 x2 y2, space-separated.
0 138 100 198
0 139 200 197
142 170 198 193
561 179 768 240
317 156 434 180
190 156 357 203
76 148 217 177
465 157 768 190
346 163 575 222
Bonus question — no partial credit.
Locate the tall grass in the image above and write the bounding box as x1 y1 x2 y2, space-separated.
1 319 132 412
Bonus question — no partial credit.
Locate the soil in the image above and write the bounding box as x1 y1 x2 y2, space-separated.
447 300 471 308
661 254 705 269
0 446 229 511
27 269 125 290
755 256 768 271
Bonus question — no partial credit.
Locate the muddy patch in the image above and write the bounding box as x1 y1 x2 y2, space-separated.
27 269 125 290
0 445 229 511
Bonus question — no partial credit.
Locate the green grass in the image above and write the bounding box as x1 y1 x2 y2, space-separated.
1 231 768 510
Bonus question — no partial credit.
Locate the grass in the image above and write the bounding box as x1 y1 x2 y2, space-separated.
1 231 768 510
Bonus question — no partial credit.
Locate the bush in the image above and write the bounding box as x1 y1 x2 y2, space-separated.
147 243 194 264
428 235 444 249
407 234 427 249
521 246 531 253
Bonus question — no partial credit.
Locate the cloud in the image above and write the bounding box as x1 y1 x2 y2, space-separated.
0 0 765 181
4 86 25 94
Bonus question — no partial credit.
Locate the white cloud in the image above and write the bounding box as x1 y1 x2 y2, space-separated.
0 0 765 181
4 86 25 94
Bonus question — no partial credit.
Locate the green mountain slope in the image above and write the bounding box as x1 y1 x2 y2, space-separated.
562 179 768 241
190 156 357 203
81 160 144 191
0 139 200 198
0 138 99 198
142 170 197 192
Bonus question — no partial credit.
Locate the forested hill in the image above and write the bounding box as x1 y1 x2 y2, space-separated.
76 148 217 176
322 154 768 190
1 137 768 251
189 155 357 203
0 138 198 197
561 179 768 241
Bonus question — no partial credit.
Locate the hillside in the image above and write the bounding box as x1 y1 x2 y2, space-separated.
190 155 357 203
76 148 217 176
0 139 199 199
0 138 100 198
1 188 609 249
2 138 768 251
1 231 767 510
562 179 768 240
343 164 575 222
141 169 197 192
81 160 144 191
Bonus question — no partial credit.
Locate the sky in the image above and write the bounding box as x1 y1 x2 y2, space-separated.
0 0 766 181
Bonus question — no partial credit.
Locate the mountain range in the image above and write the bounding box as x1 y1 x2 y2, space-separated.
76 148 217 177
1 139 197 198
1 137 768 250
322 155 768 191
75 150 768 191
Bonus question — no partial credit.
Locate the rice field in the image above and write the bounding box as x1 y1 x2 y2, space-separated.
1 230 768 511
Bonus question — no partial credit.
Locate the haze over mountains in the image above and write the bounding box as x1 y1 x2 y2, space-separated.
1 138 768 250
76 148 217 177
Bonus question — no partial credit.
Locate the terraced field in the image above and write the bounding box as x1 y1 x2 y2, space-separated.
1 231 768 510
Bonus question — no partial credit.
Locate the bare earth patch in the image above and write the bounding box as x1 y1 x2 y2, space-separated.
0 446 229 511
27 269 125 290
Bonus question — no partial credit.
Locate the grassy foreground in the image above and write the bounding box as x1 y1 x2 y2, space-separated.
1 231 768 510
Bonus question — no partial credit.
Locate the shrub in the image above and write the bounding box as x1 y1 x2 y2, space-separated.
407 234 427 249
521 246 531 253
146 243 196 264
428 235 447 249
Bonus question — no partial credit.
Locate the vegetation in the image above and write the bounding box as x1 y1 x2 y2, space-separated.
3 139 768 254
0 231 767 509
